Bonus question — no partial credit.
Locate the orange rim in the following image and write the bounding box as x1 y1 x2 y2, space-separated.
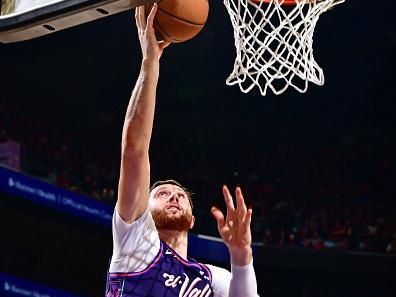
256 0 311 5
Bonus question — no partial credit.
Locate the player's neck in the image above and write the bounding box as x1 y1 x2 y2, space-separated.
158 229 189 259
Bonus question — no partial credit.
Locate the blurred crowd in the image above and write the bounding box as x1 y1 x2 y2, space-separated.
1 103 396 254
0 104 117 203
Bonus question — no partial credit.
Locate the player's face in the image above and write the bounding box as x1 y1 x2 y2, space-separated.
150 184 191 211
149 184 194 231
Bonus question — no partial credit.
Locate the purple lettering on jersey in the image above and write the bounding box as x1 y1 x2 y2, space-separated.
106 241 213 297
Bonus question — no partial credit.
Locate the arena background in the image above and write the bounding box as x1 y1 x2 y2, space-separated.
1 0 396 296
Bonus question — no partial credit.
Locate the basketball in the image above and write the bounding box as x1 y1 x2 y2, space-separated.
146 0 209 43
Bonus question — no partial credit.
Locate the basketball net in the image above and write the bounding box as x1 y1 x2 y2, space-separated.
223 0 345 96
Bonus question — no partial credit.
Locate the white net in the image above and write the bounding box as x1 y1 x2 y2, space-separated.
223 0 345 95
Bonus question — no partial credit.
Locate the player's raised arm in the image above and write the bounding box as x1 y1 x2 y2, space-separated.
117 4 170 224
211 186 259 297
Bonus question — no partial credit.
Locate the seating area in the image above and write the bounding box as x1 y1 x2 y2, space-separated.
1 102 395 254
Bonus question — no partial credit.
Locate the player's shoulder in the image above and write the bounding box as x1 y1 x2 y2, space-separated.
204 263 231 296
205 263 231 279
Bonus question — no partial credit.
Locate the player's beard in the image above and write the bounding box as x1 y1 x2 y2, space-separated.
151 208 193 232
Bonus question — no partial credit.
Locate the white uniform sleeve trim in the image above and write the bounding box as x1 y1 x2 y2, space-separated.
206 264 231 297
207 262 259 297
229 262 259 297
109 204 160 273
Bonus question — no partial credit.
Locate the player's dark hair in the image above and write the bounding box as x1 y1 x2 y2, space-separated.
150 179 194 209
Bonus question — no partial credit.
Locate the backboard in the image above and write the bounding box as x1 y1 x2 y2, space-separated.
0 0 154 43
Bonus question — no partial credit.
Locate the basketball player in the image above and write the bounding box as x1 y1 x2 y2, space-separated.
106 4 259 296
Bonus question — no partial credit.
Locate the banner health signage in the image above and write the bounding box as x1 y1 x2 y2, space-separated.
0 165 258 263
0 165 112 226
0 273 84 297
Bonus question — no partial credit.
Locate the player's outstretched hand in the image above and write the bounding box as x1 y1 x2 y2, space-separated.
211 185 253 266
135 4 170 61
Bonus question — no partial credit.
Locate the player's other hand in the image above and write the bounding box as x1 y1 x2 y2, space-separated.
211 185 253 266
135 5 170 61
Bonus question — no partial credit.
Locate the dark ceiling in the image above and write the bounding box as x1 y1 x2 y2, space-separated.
0 0 395 145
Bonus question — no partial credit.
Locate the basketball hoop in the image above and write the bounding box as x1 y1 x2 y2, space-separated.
223 0 345 96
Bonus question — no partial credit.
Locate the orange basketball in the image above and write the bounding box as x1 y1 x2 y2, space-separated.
146 0 209 43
